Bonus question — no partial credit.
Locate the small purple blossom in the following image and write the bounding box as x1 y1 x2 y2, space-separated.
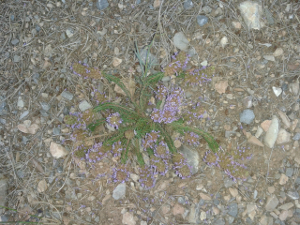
106 112 122 129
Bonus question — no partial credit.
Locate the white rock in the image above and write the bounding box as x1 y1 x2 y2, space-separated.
255 126 263 138
263 55 275 62
272 86 282 97
122 212 136 225
50 142 68 159
279 173 288 185
79 100 92 112
112 57 122 67
276 129 291 145
173 32 189 51
27 124 40 134
273 48 283 57
277 110 291 128
220 36 228 48
289 80 299 95
239 1 263 30
37 179 48 193
66 28 74 38
264 116 279 148
17 96 24 108
232 21 241 29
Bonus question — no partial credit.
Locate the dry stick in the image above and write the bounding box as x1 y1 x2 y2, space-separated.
266 147 274 182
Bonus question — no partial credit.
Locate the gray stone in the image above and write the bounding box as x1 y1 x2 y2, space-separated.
286 168 293 177
214 218 225 225
296 177 300 185
173 32 189 51
226 215 235 224
17 96 24 108
240 109 255 124
40 110 48 117
79 100 92 112
227 203 238 217
53 127 60 135
224 178 235 188
0 119 6 125
287 191 299 200
179 145 199 174
40 102 50 111
161 76 171 82
293 133 300 141
112 183 126 200
60 32 66 41
0 215 8 222
202 6 212 14
22 136 28 144
197 15 208 27
65 28 74 38
14 55 21 63
183 0 193 10
61 91 74 101
265 195 279 211
19 111 29 120
96 0 109 10
11 38 19 45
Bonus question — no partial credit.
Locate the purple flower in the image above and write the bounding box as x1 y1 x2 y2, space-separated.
106 112 122 129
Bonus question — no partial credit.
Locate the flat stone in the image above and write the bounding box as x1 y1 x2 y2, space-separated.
279 202 294 210
265 195 279 211
287 191 299 200
239 1 262 30
40 102 51 111
96 0 109 10
227 203 238 217
183 0 193 10
61 91 73 101
272 86 282 97
196 15 208 27
276 129 291 145
264 116 279 148
279 173 288 185
200 193 211 201
286 168 293 177
278 110 291 128
79 100 92 112
65 28 74 38
11 38 19 45
17 96 24 108
173 32 189 51
261 120 272 132
112 183 126 200
172 203 185 216
50 142 68 159
14 55 21 63
240 109 255 124
122 212 136 225
19 111 29 120
229 188 238 198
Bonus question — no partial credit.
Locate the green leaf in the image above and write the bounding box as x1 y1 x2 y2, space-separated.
136 151 145 166
87 118 106 132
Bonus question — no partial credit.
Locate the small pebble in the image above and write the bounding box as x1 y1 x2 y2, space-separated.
197 15 208 27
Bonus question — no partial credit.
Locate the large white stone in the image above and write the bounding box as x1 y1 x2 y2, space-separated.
173 32 189 51
50 142 68 159
264 116 279 148
239 1 263 30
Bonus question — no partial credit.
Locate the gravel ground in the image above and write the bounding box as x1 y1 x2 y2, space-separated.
1 0 300 224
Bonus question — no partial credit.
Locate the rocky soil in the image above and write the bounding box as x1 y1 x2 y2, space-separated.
0 0 300 224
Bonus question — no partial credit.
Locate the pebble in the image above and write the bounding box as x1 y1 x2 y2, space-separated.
277 110 291 128
183 0 193 10
264 116 279 148
279 173 288 185
14 55 21 63
61 91 73 101
37 179 48 193
197 15 208 27
53 127 60 135
265 195 279 211
96 0 109 10
50 142 68 159
40 102 50 111
227 203 238 217
11 38 19 45
65 28 74 38
202 6 212 14
17 96 24 108
179 145 199 174
220 36 228 48
79 100 92 112
276 128 291 145
273 48 283 57
287 191 299 200
240 109 255 124
263 55 275 62
112 183 126 200
279 202 294 210
286 168 293 177
173 32 189 51
122 212 136 225
272 86 282 97
19 111 29 120
239 1 262 30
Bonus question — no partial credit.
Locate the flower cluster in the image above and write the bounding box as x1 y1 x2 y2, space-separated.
138 166 157 190
163 52 190 76
91 89 108 104
204 146 252 182
183 132 200 146
172 152 192 179
106 112 123 129
142 131 160 149
111 165 130 183
151 86 184 124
